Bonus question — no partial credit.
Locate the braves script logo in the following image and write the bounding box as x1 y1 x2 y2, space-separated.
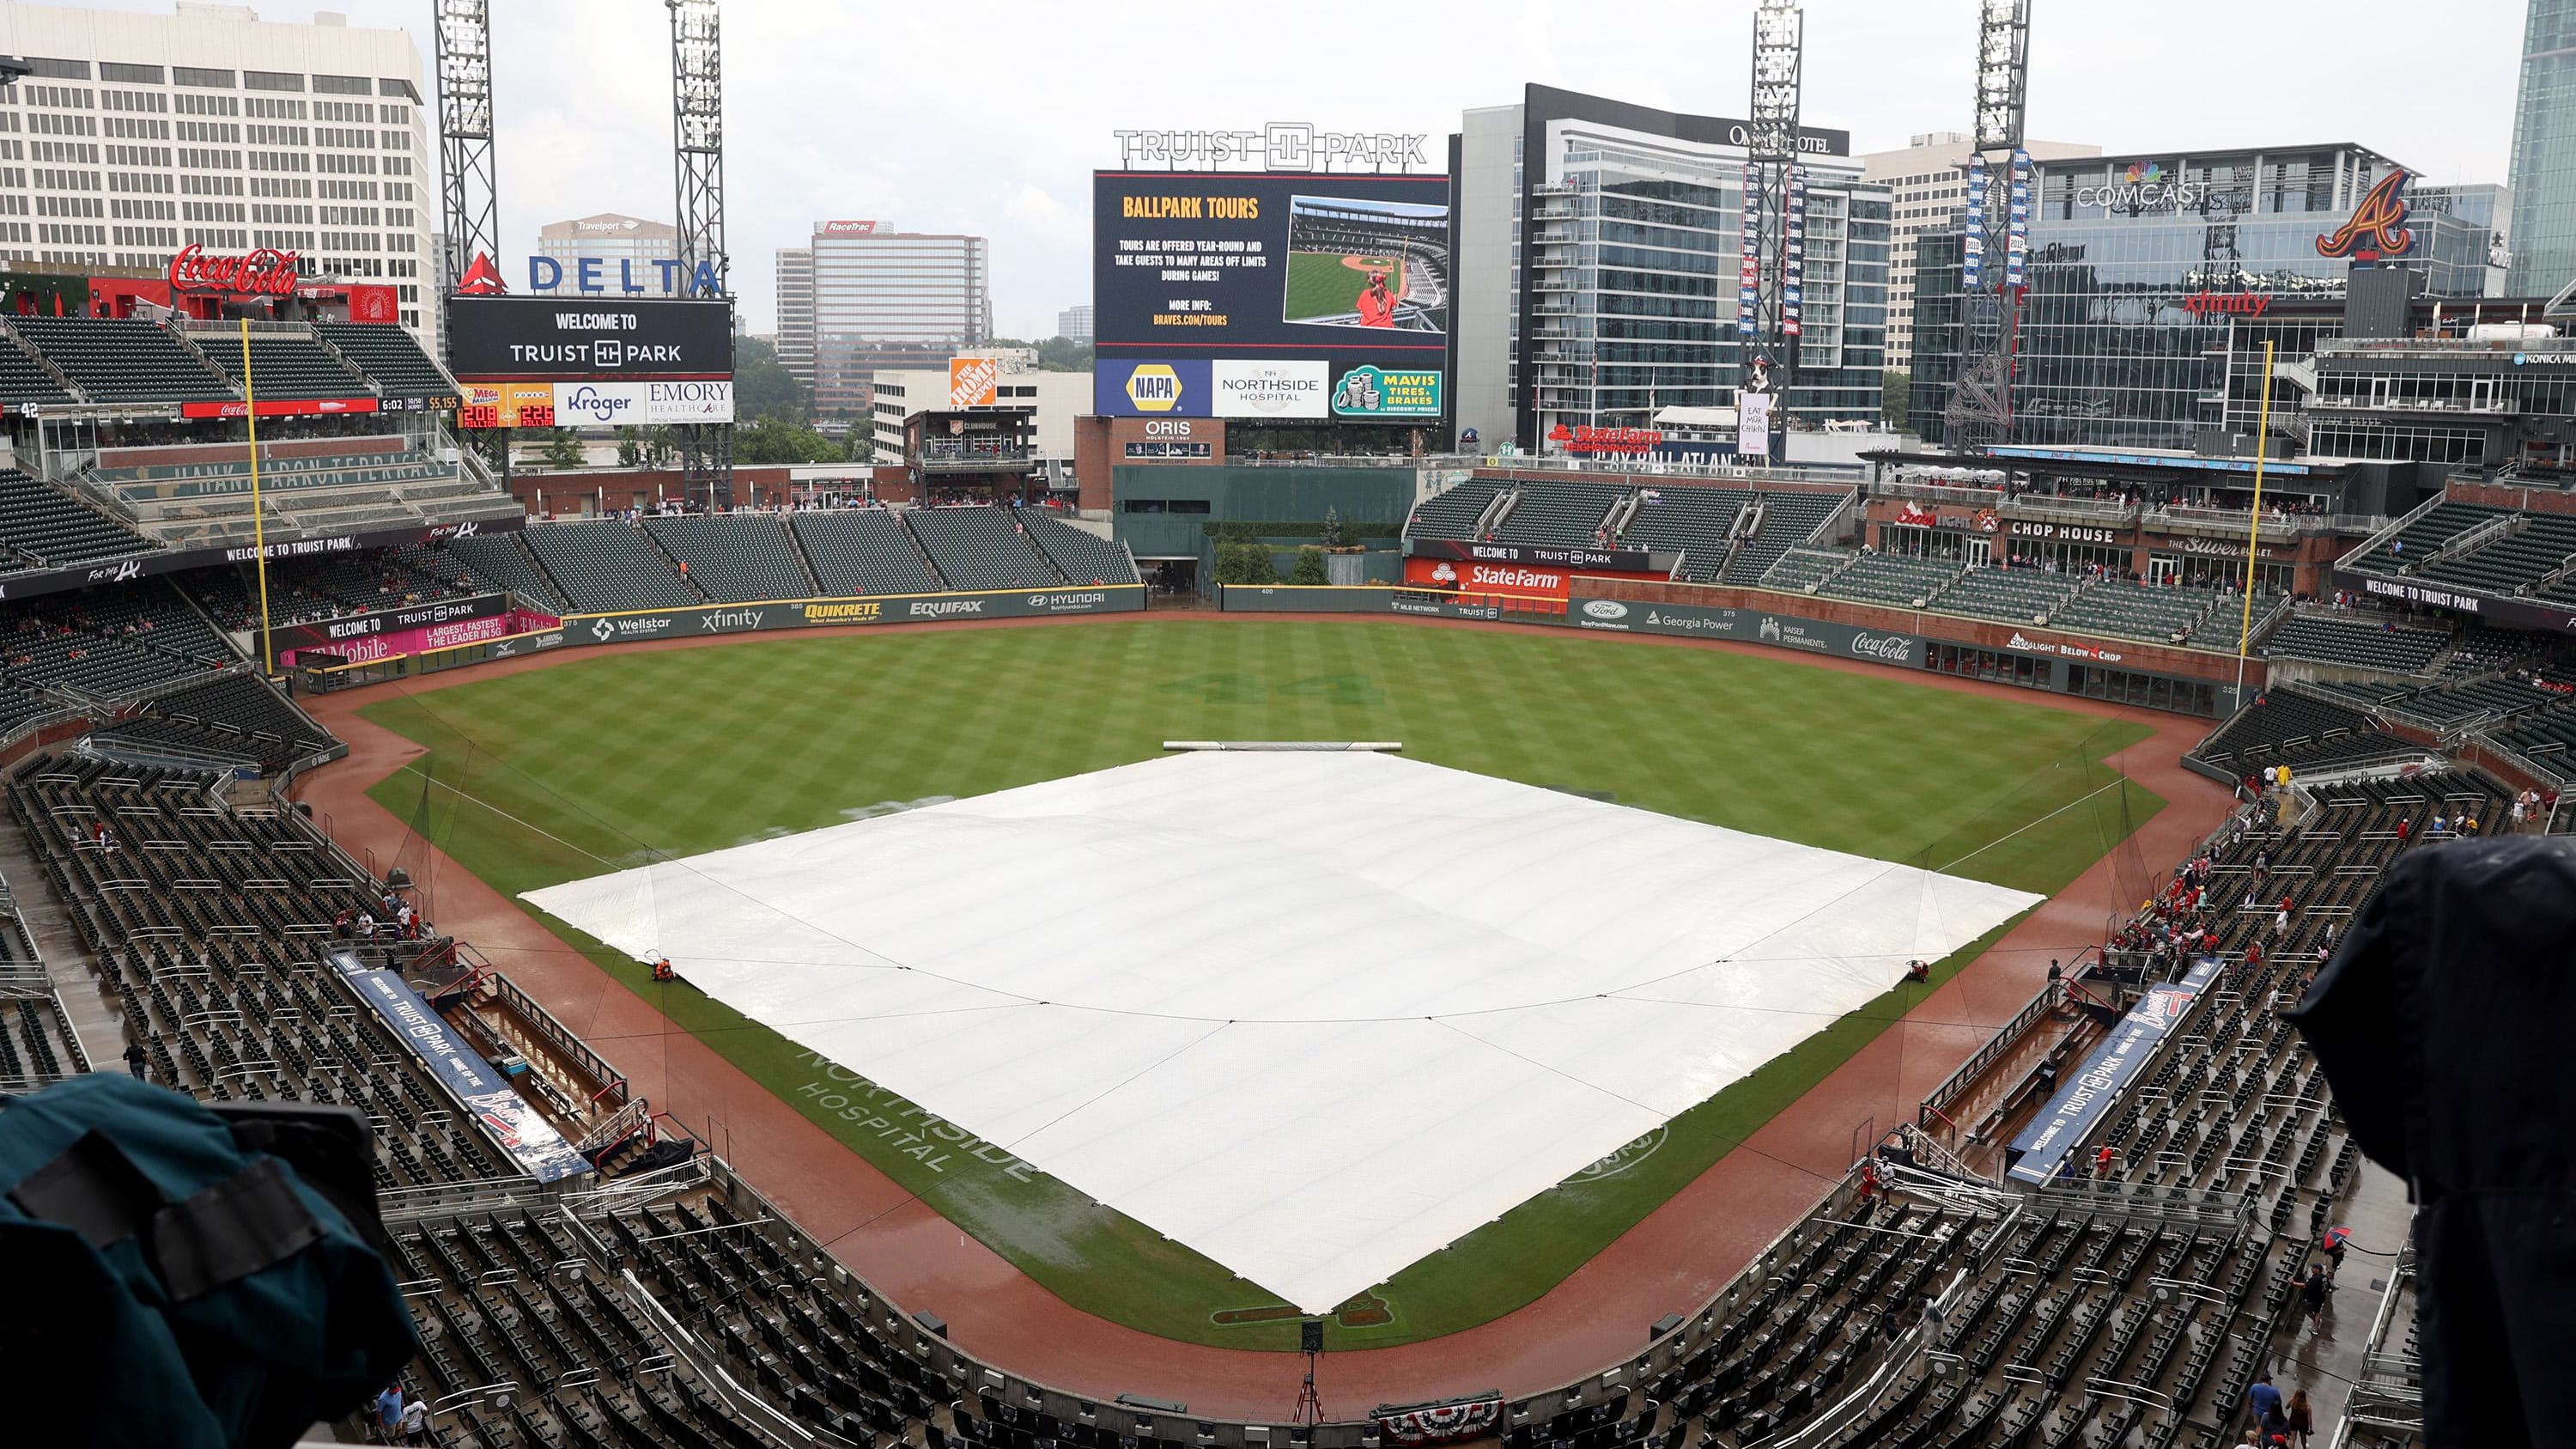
2318 170 2414 260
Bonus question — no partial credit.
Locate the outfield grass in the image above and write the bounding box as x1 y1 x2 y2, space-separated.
362 616 2160 1349
1284 249 1399 324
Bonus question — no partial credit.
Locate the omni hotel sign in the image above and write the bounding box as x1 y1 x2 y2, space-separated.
1114 125 1431 172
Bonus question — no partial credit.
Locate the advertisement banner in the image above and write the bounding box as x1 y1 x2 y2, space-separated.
460 381 557 429
279 609 552 667
547 380 736 426
1094 358 1212 417
1406 539 1669 573
0 513 523 607
948 356 1000 407
340 966 592 1184
269 593 510 651
1568 596 1924 666
2333 569 2576 637
180 396 378 420
560 587 1148 647
2006 959 2220 1185
1211 359 1330 418
445 295 736 381
1403 556 1572 599
1739 391 1772 459
1331 364 1442 418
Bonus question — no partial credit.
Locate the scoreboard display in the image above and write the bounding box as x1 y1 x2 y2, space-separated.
459 382 557 429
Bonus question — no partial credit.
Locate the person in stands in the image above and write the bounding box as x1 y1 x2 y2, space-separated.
2246 1371 2284 1434
122 1038 149 1082
373 1385 404 1443
2093 1144 2116 1178
401 1396 428 1446
2284 1389 2314 1448
2300 1263 2331 1330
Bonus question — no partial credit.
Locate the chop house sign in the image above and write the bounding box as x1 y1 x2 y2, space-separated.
167 244 302 297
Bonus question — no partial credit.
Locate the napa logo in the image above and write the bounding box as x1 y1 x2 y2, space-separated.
2122 161 2164 185
1125 364 1183 413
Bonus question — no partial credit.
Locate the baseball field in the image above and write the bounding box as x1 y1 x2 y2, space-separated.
1284 251 1410 326
361 616 2160 1349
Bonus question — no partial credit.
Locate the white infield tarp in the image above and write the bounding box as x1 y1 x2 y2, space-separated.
526 752 2041 1312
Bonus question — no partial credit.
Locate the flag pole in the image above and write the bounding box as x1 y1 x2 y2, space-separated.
240 318 274 678
2233 340 2275 709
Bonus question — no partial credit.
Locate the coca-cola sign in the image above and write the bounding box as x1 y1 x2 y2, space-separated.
167 244 302 297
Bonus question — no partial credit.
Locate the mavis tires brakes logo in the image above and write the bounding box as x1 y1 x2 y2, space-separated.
1580 600 1629 620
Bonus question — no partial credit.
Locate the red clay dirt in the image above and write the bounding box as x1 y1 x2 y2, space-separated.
293 611 2231 1420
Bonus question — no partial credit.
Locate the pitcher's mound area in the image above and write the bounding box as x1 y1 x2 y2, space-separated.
526 750 2039 1313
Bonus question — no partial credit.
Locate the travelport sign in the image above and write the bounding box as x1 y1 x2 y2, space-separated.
559 587 1146 646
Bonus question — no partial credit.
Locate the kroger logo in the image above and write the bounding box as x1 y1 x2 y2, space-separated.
1580 600 1629 620
559 385 635 424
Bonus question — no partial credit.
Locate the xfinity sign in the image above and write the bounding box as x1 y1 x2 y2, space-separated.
1113 125 1431 173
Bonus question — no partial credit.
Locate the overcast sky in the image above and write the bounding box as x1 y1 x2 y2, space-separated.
89 1 2526 337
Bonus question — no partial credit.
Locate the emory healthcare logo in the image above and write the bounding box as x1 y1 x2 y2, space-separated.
1125 364 1183 412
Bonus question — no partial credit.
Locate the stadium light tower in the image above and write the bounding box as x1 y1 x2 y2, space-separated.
434 0 499 297
1737 0 1804 463
669 0 733 511
1941 0 2035 453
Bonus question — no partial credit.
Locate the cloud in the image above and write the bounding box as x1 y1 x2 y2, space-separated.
59 0 2523 340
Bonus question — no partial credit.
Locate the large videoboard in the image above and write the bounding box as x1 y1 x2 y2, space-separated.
1093 171 1450 421
445 295 735 381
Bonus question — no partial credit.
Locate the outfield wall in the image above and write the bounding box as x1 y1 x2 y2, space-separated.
1220 581 2253 717
554 585 1146 646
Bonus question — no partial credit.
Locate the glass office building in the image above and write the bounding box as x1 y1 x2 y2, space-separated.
1912 145 2496 450
1453 85 1889 453
2510 0 2576 295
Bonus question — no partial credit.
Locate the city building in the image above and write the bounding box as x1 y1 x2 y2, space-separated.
772 221 991 420
1054 303 1091 344
1856 131 2099 370
2510 0 2576 295
869 351 1086 488
1451 83 1892 455
537 212 680 295
0 1 437 343
1909 145 2500 451
775 244 813 394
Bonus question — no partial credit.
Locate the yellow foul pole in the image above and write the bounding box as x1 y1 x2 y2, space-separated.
2233 340 2275 708
240 319 274 677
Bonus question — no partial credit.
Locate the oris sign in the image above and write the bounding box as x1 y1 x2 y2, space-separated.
167 244 301 297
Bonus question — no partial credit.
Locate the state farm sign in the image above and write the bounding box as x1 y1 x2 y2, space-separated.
168 244 301 297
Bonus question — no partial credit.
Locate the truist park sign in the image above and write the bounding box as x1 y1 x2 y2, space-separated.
168 245 301 297
1113 125 1431 172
